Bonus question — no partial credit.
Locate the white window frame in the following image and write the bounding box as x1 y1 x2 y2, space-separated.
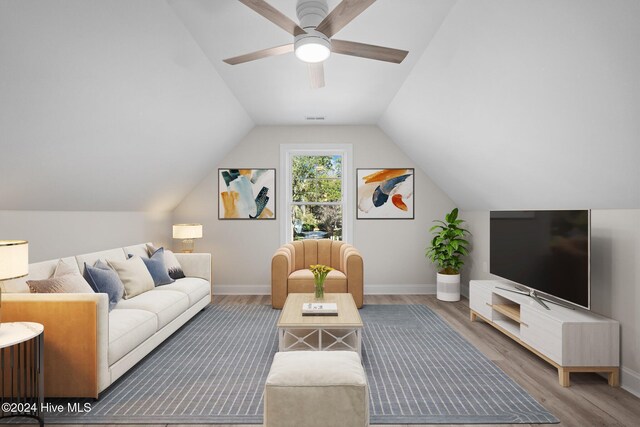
280 144 354 245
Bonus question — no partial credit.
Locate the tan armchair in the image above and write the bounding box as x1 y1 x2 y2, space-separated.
271 239 364 309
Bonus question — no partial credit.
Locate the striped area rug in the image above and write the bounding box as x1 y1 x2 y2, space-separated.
40 304 557 424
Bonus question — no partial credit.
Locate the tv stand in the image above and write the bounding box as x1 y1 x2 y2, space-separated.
470 280 620 387
495 286 550 310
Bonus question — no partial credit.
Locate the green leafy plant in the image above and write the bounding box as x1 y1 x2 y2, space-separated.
425 208 470 275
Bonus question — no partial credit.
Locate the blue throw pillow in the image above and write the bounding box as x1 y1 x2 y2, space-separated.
129 248 174 287
84 261 125 311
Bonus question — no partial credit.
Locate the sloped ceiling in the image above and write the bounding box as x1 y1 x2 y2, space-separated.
168 0 456 124
0 0 253 211
380 0 640 210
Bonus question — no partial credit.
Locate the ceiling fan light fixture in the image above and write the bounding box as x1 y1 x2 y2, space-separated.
294 30 331 63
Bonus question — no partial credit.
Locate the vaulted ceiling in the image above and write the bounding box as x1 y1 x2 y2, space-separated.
168 0 456 124
1 0 639 212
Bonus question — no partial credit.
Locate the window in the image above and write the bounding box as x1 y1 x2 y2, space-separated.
280 144 353 244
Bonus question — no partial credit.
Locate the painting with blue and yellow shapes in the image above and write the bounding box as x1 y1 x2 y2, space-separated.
218 168 276 220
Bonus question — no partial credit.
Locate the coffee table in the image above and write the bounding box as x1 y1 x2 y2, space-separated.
277 293 363 355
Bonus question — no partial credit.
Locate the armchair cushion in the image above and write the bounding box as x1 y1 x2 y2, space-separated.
288 269 347 293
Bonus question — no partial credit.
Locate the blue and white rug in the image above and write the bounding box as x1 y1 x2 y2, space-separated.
41 304 557 424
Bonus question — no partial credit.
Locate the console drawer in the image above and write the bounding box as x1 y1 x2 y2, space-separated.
469 284 492 320
521 307 562 364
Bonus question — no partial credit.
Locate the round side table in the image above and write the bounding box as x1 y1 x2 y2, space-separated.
0 322 44 427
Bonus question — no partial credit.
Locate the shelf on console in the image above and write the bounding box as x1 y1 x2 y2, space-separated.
491 303 521 323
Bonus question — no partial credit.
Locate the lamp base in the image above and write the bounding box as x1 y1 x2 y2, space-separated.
180 239 195 253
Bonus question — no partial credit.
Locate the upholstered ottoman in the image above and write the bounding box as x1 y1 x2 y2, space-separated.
264 351 369 427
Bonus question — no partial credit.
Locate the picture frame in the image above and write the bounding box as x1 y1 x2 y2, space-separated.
356 168 415 220
218 168 276 220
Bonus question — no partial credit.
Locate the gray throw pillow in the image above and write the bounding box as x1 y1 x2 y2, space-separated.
84 261 125 310
146 244 186 280
129 248 174 286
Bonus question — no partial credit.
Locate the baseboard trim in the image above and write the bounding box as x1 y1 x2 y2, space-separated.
365 284 436 295
621 366 640 398
214 284 271 295
214 284 437 296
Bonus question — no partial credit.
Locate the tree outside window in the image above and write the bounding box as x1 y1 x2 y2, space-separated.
291 155 343 241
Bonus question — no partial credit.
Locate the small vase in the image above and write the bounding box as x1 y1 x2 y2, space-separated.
314 278 325 300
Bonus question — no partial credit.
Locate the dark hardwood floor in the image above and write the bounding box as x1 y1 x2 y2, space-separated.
41 294 640 427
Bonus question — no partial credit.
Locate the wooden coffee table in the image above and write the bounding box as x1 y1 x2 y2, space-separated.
277 293 363 355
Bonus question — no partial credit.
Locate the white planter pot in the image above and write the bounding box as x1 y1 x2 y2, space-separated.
436 273 460 302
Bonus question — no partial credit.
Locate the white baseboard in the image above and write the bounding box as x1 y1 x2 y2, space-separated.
213 283 436 296
621 366 640 398
364 284 436 295
214 284 271 295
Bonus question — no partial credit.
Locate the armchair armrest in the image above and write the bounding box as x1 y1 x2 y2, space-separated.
342 245 364 308
174 252 212 282
271 244 294 309
2 293 109 398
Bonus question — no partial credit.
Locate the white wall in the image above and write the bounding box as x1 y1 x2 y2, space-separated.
172 125 455 294
0 210 171 262
380 0 640 210
462 209 640 397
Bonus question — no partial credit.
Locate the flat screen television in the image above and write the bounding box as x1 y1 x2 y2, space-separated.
490 210 590 309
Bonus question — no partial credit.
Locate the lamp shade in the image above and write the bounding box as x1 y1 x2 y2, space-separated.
0 240 29 280
172 224 203 240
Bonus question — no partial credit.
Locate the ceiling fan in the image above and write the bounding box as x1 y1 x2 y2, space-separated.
223 0 409 88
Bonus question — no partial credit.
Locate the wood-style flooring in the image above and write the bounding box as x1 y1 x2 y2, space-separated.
32 294 640 427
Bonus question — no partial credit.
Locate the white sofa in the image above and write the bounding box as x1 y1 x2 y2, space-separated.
1 243 211 398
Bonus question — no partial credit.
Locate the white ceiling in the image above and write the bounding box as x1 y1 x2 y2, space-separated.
168 0 456 125
2 0 638 213
0 0 253 211
380 0 640 210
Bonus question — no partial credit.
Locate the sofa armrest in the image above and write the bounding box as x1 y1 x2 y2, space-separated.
174 252 212 282
2 293 109 398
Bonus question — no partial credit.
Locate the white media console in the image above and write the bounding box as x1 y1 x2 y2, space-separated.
469 280 620 387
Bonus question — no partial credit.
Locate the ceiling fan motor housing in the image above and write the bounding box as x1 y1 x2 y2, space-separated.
295 0 331 63
296 0 328 29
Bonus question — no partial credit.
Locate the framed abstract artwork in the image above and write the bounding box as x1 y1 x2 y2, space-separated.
356 168 415 219
218 168 276 220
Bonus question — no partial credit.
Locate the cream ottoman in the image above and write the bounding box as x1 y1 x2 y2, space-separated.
264 351 369 427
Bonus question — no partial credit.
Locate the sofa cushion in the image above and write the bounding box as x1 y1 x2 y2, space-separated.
152 277 210 306
114 289 189 329
75 249 127 276
108 308 158 365
288 269 347 293
130 248 174 287
108 256 155 299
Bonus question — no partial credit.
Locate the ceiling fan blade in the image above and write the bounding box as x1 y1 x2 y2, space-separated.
223 44 294 65
315 0 376 38
308 63 325 89
238 0 305 36
331 39 408 64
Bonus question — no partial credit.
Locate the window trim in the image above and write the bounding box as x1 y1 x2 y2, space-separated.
280 144 354 245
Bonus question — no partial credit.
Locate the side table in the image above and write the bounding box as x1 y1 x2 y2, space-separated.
0 322 44 426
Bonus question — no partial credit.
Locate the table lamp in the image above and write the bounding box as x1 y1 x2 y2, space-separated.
0 240 29 324
172 224 203 253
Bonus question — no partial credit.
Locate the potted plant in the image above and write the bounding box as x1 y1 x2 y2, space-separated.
425 208 470 301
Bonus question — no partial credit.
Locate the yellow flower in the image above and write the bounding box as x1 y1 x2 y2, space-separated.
309 264 333 281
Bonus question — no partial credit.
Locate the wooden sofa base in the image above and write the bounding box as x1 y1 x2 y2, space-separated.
2 300 98 398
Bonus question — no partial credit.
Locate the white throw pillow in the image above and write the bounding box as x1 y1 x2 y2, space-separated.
107 256 154 299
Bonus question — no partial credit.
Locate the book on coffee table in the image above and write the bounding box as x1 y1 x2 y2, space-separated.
302 302 338 316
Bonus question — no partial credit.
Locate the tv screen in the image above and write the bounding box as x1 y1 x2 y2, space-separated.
490 210 590 309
